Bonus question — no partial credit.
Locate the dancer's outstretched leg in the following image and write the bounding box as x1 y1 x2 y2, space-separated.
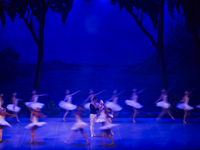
156 109 166 121
30 126 38 144
133 108 137 123
183 110 188 123
65 131 77 143
167 109 175 121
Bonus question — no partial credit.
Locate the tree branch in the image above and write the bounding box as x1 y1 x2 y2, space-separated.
26 9 30 20
140 10 143 24
125 7 157 49
22 16 39 45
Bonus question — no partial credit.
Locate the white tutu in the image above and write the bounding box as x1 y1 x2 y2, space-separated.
0 119 11 127
96 115 106 123
100 123 118 130
25 102 45 109
176 103 194 110
156 101 171 109
125 100 143 109
25 122 46 129
71 121 88 130
6 104 21 113
196 105 200 108
83 102 91 110
105 102 122 111
59 101 77 110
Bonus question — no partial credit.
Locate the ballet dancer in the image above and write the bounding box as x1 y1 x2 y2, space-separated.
0 93 4 108
96 100 106 136
176 88 195 124
90 97 99 137
25 108 47 144
59 90 80 122
100 108 118 146
155 89 175 121
6 92 22 122
64 106 89 145
0 107 16 142
105 90 124 116
82 89 106 110
125 88 146 122
25 90 48 122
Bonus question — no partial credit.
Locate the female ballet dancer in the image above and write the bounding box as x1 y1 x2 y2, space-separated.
176 89 195 123
105 90 124 116
25 108 46 144
96 100 106 136
0 107 16 142
6 92 22 122
64 106 89 145
125 88 146 123
100 108 118 146
25 90 48 122
82 89 106 110
59 90 80 122
0 93 4 108
155 89 175 121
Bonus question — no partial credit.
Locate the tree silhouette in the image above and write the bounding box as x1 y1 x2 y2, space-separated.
0 0 74 91
109 0 179 89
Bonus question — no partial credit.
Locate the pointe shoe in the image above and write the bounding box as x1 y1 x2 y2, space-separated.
93 134 97 137
86 140 90 145
183 121 187 124
63 119 66 122
133 120 136 123
172 118 175 121
30 141 33 144
109 143 114 146
17 120 20 123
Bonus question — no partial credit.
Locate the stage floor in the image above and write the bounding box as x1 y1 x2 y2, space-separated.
0 117 200 150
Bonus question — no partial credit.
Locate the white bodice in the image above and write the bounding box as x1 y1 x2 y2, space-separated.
75 115 82 122
13 98 19 106
32 116 38 123
162 95 168 102
131 94 138 102
32 95 38 103
184 97 189 104
65 95 72 103
113 97 118 103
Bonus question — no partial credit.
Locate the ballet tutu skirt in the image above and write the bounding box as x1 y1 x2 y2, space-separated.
156 101 171 109
71 121 88 130
0 118 11 127
105 102 122 111
83 102 91 110
25 122 46 129
6 104 21 113
25 102 45 109
196 105 200 108
100 123 118 130
176 103 194 110
125 100 143 109
96 115 106 123
59 101 77 110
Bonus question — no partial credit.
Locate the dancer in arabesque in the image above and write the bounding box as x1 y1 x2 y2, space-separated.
105 90 124 116
59 90 80 122
176 88 196 124
25 90 48 122
6 92 22 122
125 88 147 123
155 88 175 121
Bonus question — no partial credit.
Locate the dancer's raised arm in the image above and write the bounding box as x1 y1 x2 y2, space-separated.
93 90 106 96
136 87 147 94
71 90 81 96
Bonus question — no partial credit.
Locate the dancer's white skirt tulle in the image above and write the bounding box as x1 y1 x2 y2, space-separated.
59 101 77 110
196 105 200 108
125 100 143 109
100 123 118 130
25 122 46 129
96 115 106 123
0 119 11 127
25 102 45 109
6 104 21 112
176 103 194 110
84 102 91 110
105 102 122 111
71 121 88 130
156 101 171 109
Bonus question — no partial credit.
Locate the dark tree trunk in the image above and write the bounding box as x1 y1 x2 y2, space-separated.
33 16 46 91
157 0 168 89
